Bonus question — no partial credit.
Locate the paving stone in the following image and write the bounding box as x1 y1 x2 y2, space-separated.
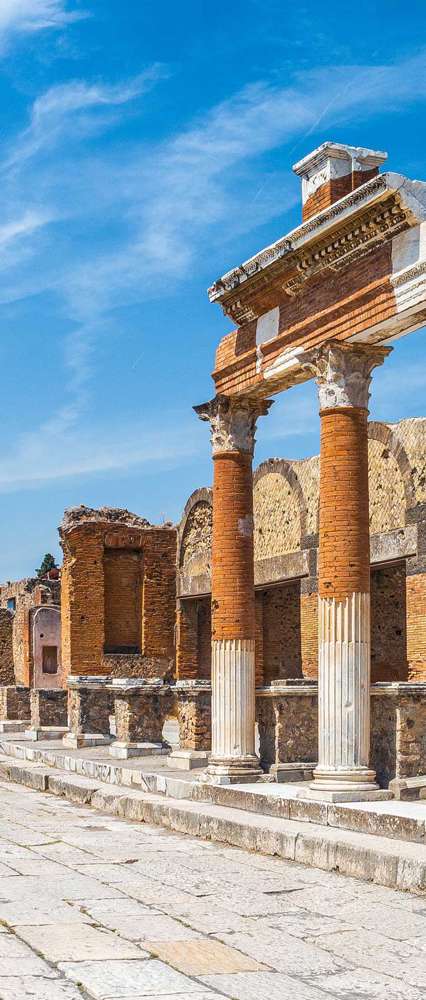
216 926 345 976
312 967 426 999
334 899 426 940
261 909 353 938
0 955 56 978
89 912 202 941
0 935 38 957
306 928 426 990
0 901 91 926
144 939 267 974
60 958 209 997
0 978 85 1000
200 972 340 1000
17 922 146 961
0 863 17 877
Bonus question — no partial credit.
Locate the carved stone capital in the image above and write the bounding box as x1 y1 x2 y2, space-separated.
194 395 273 456
301 342 391 411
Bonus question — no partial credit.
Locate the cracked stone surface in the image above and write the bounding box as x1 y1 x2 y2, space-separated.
0 779 425 999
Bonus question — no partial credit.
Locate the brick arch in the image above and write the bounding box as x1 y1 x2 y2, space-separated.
368 422 415 533
253 459 308 560
178 488 213 577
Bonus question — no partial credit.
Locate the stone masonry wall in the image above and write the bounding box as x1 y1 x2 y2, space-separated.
0 610 14 685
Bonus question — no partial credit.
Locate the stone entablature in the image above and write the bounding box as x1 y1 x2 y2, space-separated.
208 155 426 400
60 506 176 679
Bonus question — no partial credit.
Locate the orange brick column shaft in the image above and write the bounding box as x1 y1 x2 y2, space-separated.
195 395 272 782
302 342 391 797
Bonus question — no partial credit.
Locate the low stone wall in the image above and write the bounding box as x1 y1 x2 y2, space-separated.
67 680 113 737
112 682 173 745
175 682 211 751
371 684 426 785
256 683 318 769
256 682 426 786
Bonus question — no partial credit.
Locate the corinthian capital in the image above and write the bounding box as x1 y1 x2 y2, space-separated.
300 342 391 411
194 394 273 456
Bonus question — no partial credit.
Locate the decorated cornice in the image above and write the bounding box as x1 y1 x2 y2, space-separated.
208 173 426 325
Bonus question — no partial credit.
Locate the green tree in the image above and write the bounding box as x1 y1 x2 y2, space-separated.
35 553 58 579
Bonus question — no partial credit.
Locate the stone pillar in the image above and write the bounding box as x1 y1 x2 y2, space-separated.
63 676 112 749
109 678 172 758
170 680 211 770
195 394 272 782
0 686 30 733
26 689 68 741
303 342 390 799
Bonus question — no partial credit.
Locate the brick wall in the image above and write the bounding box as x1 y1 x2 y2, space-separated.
104 549 142 652
60 509 176 678
406 573 426 680
260 582 302 683
371 563 408 682
176 597 211 680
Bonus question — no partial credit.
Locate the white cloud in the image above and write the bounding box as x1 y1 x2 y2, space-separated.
1 49 426 491
0 0 86 51
0 413 203 493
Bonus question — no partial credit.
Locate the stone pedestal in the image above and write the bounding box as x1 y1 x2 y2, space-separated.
168 680 211 770
63 676 112 748
26 688 68 741
195 395 272 784
0 686 30 732
109 678 171 758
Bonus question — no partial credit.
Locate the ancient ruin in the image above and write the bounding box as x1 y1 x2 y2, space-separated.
1 140 426 807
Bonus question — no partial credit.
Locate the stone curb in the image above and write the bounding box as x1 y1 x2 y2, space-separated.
1 739 425 846
1 754 426 895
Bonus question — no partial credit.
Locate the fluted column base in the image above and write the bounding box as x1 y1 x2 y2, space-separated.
311 593 379 799
205 638 262 784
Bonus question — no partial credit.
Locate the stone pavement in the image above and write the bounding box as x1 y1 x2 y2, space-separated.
0 782 425 999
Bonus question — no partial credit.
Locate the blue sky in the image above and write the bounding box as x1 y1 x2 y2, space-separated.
0 0 426 579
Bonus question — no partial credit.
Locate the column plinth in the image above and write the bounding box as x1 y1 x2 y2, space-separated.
195 395 272 784
302 343 391 799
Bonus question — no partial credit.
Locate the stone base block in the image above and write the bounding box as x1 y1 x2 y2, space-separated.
63 732 111 749
167 749 209 770
0 719 30 734
306 786 392 803
111 679 172 747
109 740 170 759
389 775 426 800
270 762 316 782
25 727 68 742
30 689 68 729
0 686 31 722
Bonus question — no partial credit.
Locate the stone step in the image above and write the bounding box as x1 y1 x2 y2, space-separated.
2 737 426 849
1 752 426 895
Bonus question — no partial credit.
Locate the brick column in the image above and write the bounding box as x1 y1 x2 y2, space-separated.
195 394 272 782
302 343 390 797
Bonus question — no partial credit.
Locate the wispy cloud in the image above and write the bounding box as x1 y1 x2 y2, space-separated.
2 48 426 489
0 0 87 52
0 412 203 493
